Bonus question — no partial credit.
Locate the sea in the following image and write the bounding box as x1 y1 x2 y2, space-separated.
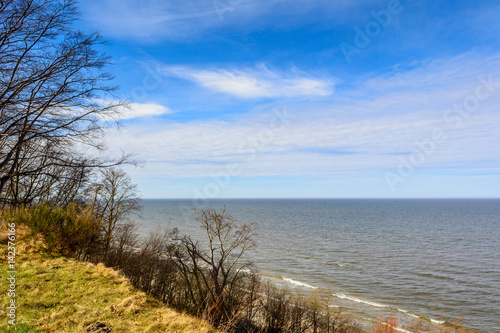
134 199 500 333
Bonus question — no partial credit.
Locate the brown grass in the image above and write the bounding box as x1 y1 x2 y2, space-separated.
0 220 218 333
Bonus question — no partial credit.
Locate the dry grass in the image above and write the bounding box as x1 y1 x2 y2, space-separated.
0 221 218 333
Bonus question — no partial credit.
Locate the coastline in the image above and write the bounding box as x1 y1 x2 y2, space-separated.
138 198 495 332
261 273 462 333
1 205 483 333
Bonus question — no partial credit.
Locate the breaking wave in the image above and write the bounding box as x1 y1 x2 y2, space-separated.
333 293 388 308
282 277 318 289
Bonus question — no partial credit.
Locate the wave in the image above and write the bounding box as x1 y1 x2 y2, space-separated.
332 293 388 308
272 276 448 329
418 272 455 281
332 292 446 329
282 277 318 289
397 309 446 328
326 263 347 267
397 308 420 319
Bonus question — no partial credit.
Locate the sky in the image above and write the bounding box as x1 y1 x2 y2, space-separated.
77 0 500 199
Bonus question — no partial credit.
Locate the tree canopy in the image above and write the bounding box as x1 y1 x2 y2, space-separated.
0 0 128 205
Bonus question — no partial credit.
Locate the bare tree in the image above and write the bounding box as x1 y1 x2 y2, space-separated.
172 208 258 327
1 138 95 206
0 0 127 204
87 167 141 254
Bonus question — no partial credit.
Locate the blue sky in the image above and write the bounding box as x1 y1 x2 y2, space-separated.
78 0 500 198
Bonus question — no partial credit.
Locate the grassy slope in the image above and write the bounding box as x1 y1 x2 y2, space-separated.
0 226 217 333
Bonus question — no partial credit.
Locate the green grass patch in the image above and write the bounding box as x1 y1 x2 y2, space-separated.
0 224 217 333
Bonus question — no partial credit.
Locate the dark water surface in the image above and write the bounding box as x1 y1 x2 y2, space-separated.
136 199 500 332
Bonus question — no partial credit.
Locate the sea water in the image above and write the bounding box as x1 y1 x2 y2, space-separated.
135 199 500 332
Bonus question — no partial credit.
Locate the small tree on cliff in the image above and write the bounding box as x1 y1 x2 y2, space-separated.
87 167 141 255
172 208 258 327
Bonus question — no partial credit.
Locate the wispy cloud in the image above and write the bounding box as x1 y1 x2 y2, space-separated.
108 110 500 178
81 0 383 40
107 52 500 181
160 65 334 98
100 101 172 120
119 102 173 119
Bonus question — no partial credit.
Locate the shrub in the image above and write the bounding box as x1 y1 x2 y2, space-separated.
374 318 398 333
2 203 102 256
3 205 363 333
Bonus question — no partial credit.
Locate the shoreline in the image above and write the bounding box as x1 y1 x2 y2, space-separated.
138 198 496 333
260 273 459 333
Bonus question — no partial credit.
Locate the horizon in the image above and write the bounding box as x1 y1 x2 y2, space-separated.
77 0 500 199
140 197 500 200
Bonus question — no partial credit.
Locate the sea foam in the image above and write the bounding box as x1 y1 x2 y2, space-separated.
333 293 388 308
397 308 420 319
282 277 318 289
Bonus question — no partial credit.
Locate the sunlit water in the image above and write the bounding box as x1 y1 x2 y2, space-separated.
135 199 500 332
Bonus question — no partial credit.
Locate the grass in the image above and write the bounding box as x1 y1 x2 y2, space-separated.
0 212 475 333
0 224 217 333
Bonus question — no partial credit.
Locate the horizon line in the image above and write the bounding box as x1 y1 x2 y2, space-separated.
139 197 500 200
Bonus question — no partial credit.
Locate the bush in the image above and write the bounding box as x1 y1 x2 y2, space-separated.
4 205 362 333
2 203 102 257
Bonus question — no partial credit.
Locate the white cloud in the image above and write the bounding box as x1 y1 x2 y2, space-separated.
107 110 500 178
106 53 500 180
99 101 172 120
162 66 333 98
117 102 172 120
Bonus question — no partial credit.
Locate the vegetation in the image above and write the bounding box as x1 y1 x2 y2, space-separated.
0 0 132 207
1 206 474 333
373 317 473 333
2 205 363 332
2 205 473 333
0 1 475 333
0 224 217 332
170 208 258 327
